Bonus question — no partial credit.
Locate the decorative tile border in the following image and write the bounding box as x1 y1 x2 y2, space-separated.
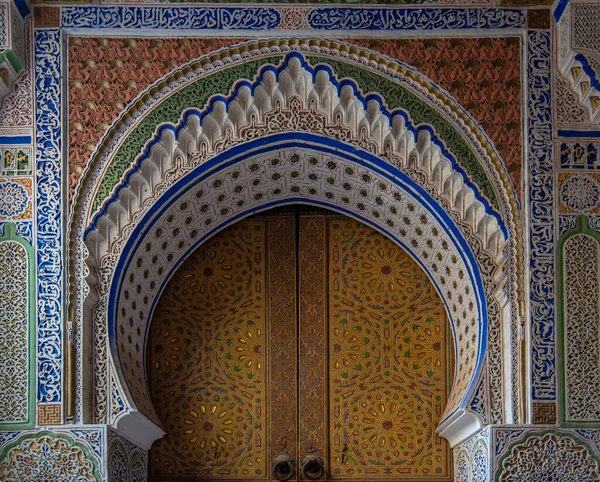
60 5 526 31
306 7 525 30
527 31 555 404
560 140 600 170
0 427 106 482
0 146 33 176
0 178 32 220
492 427 600 480
35 29 63 407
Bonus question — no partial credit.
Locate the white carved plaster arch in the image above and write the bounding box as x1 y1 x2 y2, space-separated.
86 55 508 270
557 6 600 122
96 138 495 449
69 41 522 433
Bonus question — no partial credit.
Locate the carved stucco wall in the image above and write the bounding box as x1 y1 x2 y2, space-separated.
69 44 518 446
5 2 600 479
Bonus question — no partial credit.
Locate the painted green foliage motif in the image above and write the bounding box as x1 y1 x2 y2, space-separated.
309 56 498 208
0 432 101 481
93 57 282 212
93 53 497 214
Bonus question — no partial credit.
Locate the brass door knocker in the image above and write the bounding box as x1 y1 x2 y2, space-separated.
301 450 324 480
272 453 295 481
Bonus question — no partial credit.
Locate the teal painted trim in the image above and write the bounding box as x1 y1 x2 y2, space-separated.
557 215 600 428
0 50 23 74
0 431 102 481
0 222 35 430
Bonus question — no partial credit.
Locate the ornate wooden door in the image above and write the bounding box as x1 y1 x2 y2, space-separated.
148 207 453 481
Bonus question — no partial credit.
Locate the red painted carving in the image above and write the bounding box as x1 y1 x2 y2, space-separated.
352 38 523 197
67 37 241 204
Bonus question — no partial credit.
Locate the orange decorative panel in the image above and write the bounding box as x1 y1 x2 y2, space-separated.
149 221 268 479
328 219 452 480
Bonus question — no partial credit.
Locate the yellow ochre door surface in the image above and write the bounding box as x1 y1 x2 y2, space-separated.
148 207 453 482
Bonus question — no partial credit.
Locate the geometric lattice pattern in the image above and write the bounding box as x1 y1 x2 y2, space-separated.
0 240 29 424
497 432 600 481
149 210 453 479
563 235 600 422
328 220 451 479
0 435 98 481
149 220 268 479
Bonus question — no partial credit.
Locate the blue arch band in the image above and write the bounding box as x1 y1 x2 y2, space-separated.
104 133 490 414
88 51 505 236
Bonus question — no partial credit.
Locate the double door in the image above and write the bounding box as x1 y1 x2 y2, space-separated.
149 207 452 481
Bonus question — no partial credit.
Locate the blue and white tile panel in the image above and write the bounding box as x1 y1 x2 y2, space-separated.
34 29 63 407
60 6 526 31
527 31 554 402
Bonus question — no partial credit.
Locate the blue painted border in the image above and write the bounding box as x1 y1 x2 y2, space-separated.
34 30 63 405
13 0 30 19
87 52 506 240
575 54 600 93
105 134 489 414
554 0 570 22
60 5 526 31
61 6 280 30
307 7 525 30
0 136 32 145
528 31 555 402
559 130 600 139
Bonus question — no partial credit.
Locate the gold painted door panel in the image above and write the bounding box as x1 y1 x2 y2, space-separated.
149 209 452 481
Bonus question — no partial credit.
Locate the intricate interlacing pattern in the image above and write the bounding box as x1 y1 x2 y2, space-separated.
563 235 600 422
108 428 148 482
559 174 600 213
555 76 588 124
497 433 600 481
299 216 327 456
453 428 489 482
268 215 298 458
573 4 600 53
528 31 554 403
328 220 451 479
352 37 522 194
0 240 29 424
86 55 506 272
149 221 267 478
112 148 481 426
0 435 98 481
67 37 242 201
35 28 63 406
0 179 32 219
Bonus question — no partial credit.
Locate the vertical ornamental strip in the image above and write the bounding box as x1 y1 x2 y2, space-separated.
35 28 63 420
